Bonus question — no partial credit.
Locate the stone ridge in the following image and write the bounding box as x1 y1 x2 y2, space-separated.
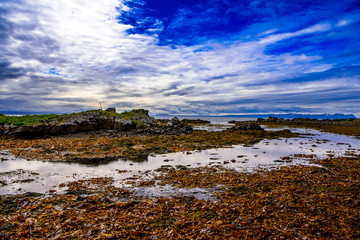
0 109 192 138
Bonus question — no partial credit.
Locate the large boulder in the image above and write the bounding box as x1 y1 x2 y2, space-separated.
13 124 52 137
168 117 180 126
230 122 264 131
125 109 156 126
267 116 279 122
105 107 116 113
1 109 194 137
113 118 135 131
3 110 138 137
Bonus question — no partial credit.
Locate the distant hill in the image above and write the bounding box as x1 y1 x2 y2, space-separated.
219 113 357 120
255 113 355 120
156 113 357 120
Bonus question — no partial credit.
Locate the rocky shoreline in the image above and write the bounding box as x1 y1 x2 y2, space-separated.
0 109 193 138
1 112 359 238
257 116 359 126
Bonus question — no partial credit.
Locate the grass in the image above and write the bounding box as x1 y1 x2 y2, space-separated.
0 109 150 127
0 114 64 127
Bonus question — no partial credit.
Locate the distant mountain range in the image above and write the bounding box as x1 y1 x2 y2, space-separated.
214 113 357 120
157 113 357 120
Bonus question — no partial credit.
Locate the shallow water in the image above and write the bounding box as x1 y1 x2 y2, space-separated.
1 125 360 195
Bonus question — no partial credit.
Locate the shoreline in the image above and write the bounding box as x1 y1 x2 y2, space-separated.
0 121 359 238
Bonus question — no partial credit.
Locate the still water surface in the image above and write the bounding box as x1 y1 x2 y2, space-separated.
1 120 359 195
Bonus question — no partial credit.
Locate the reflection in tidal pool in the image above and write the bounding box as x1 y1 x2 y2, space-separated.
1 126 359 195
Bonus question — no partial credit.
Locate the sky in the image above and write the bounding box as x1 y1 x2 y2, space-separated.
0 0 360 116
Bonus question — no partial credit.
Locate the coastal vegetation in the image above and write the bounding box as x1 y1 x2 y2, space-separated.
0 110 359 238
258 116 360 137
0 109 150 127
0 109 159 138
0 113 64 127
0 129 294 163
1 154 359 238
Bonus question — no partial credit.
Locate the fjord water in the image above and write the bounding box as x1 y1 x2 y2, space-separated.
1 118 360 195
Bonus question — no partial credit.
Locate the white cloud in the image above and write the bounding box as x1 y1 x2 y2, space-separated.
260 23 331 44
336 19 351 27
256 28 277 37
0 0 358 115
282 54 322 65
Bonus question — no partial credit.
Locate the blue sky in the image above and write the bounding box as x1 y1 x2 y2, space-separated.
0 0 359 116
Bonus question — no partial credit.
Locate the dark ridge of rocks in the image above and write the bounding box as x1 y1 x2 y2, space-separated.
181 119 211 124
257 116 360 127
2 111 135 138
125 109 157 126
156 118 211 125
116 117 193 136
105 107 116 113
0 110 193 138
229 122 264 131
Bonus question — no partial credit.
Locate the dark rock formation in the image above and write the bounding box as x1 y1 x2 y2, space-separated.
2 111 136 138
159 117 193 134
105 108 116 113
257 116 359 127
181 119 211 124
169 117 180 126
1 110 192 138
230 122 264 131
128 111 156 126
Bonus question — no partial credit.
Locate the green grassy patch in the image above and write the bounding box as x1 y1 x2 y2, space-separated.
0 114 63 127
0 109 150 127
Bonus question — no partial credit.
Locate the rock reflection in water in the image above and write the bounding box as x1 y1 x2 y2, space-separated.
1 126 360 195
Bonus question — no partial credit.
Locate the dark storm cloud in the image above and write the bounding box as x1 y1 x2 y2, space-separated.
203 73 241 83
12 35 60 64
111 101 135 109
241 66 360 87
187 87 360 108
0 62 27 80
0 16 13 42
163 86 195 96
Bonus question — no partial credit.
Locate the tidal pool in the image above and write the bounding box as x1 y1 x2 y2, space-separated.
1 126 359 195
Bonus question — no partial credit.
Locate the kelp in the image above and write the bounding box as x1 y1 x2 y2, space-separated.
264 121 360 138
0 129 294 164
1 154 359 239
1 125 359 238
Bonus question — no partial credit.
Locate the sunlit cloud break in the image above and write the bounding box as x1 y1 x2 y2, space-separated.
0 0 359 116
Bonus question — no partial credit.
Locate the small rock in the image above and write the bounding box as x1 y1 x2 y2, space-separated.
105 108 116 113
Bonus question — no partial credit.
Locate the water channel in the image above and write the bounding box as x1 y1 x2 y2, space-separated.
1 122 359 197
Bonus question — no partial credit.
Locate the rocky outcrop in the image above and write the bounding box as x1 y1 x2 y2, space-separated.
105 108 116 113
167 117 193 134
1 110 192 138
2 111 135 138
126 109 156 126
229 122 264 131
113 117 193 136
257 116 360 127
181 119 211 124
